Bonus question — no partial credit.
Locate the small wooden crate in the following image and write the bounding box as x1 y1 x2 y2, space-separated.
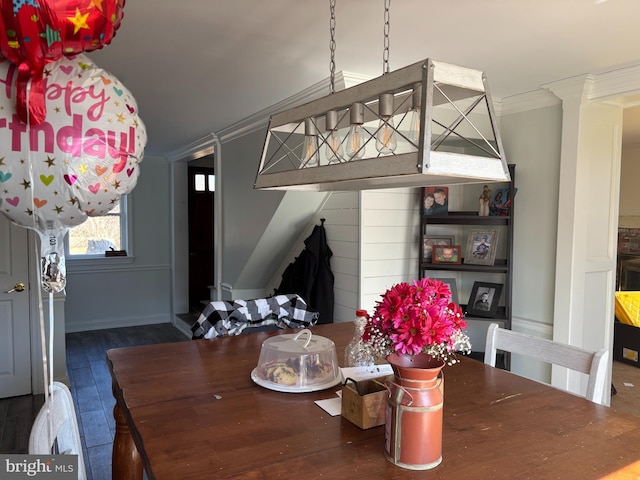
341 375 392 429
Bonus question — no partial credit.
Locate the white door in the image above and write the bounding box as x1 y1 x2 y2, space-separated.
0 214 31 398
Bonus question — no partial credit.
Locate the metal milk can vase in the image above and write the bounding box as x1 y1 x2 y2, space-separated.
384 353 444 470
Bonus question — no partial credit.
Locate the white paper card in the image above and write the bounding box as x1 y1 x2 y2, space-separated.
315 395 342 416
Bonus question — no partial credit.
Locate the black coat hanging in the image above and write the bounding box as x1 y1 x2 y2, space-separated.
276 219 335 323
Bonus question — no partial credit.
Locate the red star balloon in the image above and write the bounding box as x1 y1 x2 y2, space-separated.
0 0 125 125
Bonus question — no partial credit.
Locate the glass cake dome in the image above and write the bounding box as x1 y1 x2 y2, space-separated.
251 329 341 393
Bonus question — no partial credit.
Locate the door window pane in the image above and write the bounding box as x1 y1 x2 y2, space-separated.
195 174 205 192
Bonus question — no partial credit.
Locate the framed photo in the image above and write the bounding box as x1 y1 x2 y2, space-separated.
464 229 499 266
466 282 503 318
432 245 462 264
423 186 449 216
423 235 455 262
433 277 458 304
489 188 517 216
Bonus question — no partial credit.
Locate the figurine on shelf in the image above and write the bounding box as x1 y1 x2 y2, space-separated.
478 184 492 216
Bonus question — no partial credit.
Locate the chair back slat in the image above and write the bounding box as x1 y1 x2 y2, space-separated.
484 323 609 404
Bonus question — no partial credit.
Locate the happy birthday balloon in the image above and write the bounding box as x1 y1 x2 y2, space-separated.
0 53 146 291
0 0 126 124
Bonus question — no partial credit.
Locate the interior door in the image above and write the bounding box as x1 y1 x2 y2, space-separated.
0 214 31 398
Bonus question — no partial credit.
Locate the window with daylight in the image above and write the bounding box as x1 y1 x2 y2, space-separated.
194 173 215 192
66 196 129 258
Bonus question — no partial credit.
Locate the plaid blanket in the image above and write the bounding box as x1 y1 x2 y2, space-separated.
190 294 319 339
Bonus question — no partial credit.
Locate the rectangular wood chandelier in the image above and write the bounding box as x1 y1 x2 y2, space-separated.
255 58 510 191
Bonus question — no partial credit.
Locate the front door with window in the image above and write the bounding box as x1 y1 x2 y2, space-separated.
0 215 31 398
188 166 215 312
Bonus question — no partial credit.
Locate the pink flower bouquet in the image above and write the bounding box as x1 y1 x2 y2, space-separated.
362 278 471 365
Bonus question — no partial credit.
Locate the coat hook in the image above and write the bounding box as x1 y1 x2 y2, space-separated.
320 218 326 225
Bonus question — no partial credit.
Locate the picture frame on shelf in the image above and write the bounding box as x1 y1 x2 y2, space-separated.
423 235 455 262
432 245 462 264
423 186 449 216
464 229 499 266
489 188 517 216
466 282 503 318
432 277 458 304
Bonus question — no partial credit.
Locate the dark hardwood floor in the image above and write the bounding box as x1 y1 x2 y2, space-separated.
0 322 188 480
0 392 44 455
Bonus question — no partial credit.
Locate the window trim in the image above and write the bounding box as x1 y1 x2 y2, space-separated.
65 195 134 265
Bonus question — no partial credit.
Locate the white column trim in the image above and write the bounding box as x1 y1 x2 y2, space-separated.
541 72 622 407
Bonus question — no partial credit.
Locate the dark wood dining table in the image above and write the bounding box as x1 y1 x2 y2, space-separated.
107 322 640 480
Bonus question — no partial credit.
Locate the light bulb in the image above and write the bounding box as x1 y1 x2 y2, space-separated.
375 93 397 154
325 110 344 164
345 102 366 160
408 84 422 145
376 117 397 154
408 106 421 144
345 124 366 160
301 118 319 168
326 130 344 164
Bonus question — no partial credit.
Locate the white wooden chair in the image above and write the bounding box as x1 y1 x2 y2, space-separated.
484 323 609 404
29 381 87 480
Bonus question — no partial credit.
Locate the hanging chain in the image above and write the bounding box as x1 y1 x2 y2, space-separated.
329 0 337 94
383 0 390 74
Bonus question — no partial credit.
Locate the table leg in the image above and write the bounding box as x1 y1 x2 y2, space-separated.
113 401 143 480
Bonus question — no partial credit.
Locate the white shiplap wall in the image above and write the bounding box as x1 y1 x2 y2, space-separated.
359 188 421 314
317 192 360 323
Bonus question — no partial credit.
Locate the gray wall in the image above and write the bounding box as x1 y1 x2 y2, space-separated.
500 103 563 381
501 104 562 331
620 143 640 218
172 162 189 314
65 155 173 332
220 129 285 287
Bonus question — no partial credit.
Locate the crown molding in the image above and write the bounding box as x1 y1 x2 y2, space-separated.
171 66 640 154
588 63 640 103
166 62 640 161
165 71 374 157
542 74 597 102
500 89 561 116
216 75 339 143
499 62 640 116
540 64 640 107
166 133 217 163
341 71 373 88
216 71 373 144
